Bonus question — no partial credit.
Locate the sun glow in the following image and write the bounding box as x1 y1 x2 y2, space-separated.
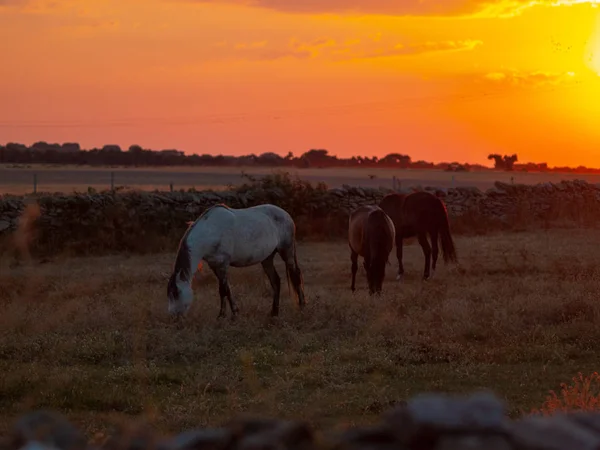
586 13 600 75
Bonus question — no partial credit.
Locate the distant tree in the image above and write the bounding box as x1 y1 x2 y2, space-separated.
488 153 504 170
300 149 337 168
257 152 283 165
2 139 566 174
6 142 28 152
61 142 80 152
503 154 518 171
102 145 122 152
488 153 519 171
380 153 411 167
32 141 62 152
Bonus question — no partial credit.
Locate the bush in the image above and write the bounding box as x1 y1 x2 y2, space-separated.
530 372 600 416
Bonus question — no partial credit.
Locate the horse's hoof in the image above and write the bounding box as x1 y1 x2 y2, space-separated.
217 312 226 319
396 274 403 282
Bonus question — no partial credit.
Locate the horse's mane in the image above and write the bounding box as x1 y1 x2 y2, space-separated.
187 203 230 227
174 203 230 281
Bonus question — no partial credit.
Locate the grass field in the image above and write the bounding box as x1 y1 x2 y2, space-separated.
1 230 599 438
3 164 600 195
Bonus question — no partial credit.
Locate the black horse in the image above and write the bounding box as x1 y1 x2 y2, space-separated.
379 191 457 281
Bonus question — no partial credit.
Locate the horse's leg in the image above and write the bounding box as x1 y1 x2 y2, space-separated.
417 231 432 280
261 253 281 317
350 250 358 292
395 237 404 281
208 264 227 318
224 273 239 319
430 228 439 278
210 263 238 319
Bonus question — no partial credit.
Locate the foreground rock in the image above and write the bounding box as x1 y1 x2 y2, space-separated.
4 392 600 450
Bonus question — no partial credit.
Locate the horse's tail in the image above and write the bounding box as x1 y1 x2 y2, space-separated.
285 237 302 306
436 198 457 264
285 256 294 304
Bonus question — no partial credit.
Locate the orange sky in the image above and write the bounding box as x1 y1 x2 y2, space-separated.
1 0 600 166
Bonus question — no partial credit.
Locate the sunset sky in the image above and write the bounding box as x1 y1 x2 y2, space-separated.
1 0 600 166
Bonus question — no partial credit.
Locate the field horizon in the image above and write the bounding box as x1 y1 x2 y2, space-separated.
3 164 600 196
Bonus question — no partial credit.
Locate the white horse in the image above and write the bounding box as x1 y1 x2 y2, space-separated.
167 203 306 319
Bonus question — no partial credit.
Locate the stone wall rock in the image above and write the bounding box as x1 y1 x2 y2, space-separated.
1 179 600 256
3 391 600 450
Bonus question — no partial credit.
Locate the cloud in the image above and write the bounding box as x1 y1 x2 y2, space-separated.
352 40 483 59
171 0 599 18
219 37 326 61
220 36 482 62
0 0 125 34
4 0 598 18
480 69 580 87
0 0 103 20
0 0 65 13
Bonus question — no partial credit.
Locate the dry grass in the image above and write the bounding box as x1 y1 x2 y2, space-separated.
1 229 600 438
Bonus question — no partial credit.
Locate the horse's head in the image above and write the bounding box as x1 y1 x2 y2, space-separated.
167 270 194 317
366 255 386 295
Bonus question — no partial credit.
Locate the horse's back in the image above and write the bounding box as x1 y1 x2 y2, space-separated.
404 190 439 209
233 203 295 235
247 204 294 224
380 191 445 237
403 191 447 225
379 193 405 211
348 205 388 256
195 204 296 266
365 208 395 252
208 204 294 231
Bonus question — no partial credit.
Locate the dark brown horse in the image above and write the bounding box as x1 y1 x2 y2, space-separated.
379 191 457 281
348 205 395 295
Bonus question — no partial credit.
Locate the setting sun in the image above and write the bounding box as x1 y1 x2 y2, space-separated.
587 13 600 75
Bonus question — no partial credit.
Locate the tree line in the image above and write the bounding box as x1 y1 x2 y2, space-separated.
1 141 597 173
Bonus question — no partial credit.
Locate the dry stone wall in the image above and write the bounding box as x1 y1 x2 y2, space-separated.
1 179 600 256
4 391 600 450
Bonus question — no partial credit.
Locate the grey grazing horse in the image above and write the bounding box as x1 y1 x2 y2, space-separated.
167 203 306 319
